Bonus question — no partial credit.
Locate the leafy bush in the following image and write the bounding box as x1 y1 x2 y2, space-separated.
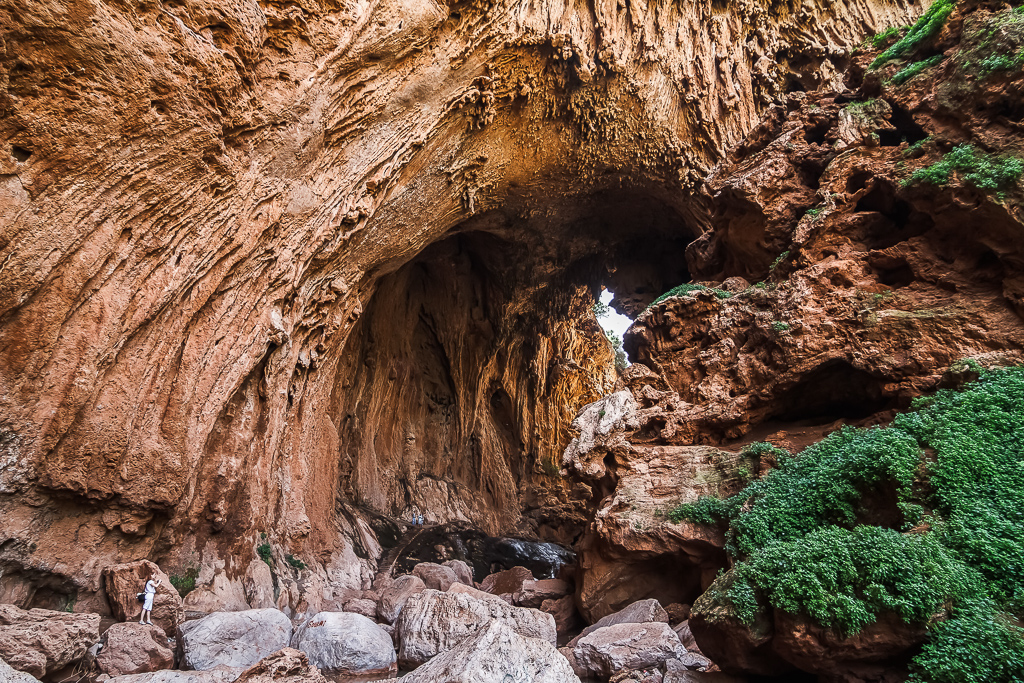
257 542 273 566
170 567 199 598
770 320 790 332
682 367 1024 680
871 0 956 69
286 554 307 570
649 283 732 307
890 55 945 84
905 144 1024 191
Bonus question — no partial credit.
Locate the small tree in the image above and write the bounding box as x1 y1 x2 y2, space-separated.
606 331 628 372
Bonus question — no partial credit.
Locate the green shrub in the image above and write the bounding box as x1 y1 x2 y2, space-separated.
649 283 732 307
286 554 307 570
669 495 741 525
870 26 906 49
890 55 946 84
905 144 1024 191
683 367 1024 680
770 320 790 332
871 0 956 69
257 542 273 566
170 567 199 598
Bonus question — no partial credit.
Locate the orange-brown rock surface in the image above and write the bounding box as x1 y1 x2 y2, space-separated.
0 0 923 619
565 0 1024 677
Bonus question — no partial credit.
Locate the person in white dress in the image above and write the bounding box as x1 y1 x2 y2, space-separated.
139 575 161 625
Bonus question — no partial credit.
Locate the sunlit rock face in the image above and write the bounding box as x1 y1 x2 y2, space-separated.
0 0 919 614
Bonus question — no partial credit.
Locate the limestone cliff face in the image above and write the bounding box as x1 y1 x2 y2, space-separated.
0 0 919 614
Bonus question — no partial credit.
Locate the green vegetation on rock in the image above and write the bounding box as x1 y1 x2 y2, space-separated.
905 144 1024 192
871 0 956 69
890 55 945 84
170 567 199 598
649 283 732 307
681 367 1024 681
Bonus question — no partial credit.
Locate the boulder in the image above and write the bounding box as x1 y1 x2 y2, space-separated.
666 653 713 673
674 621 698 651
400 619 580 683
177 609 292 670
341 599 376 620
447 582 510 604
0 657 41 683
243 562 277 611
479 566 533 596
97 623 174 676
103 561 184 636
290 612 395 676
512 579 571 608
233 648 326 683
689 597 794 677
572 621 688 678
396 589 557 668
443 560 474 586
375 575 425 624
568 598 669 647
411 563 459 591
771 609 930 678
540 595 580 640
106 668 246 683
0 604 101 678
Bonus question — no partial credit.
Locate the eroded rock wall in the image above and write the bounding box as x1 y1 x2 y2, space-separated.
0 0 920 613
567 0 1024 644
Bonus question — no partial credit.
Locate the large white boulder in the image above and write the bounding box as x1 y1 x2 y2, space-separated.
290 612 395 676
400 619 580 683
396 589 556 668
567 598 669 647
176 609 292 670
572 621 688 678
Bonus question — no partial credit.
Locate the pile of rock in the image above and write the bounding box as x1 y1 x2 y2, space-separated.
0 557 720 683
559 599 714 682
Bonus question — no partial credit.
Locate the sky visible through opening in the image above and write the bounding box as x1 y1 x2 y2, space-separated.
599 289 633 350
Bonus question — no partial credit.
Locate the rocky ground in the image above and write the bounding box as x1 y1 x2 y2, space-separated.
0 552 716 683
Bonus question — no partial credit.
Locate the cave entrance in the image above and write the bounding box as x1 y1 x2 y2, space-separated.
769 360 894 424
330 189 695 538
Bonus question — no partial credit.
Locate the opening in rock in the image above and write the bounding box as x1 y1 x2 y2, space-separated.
10 145 31 162
769 360 893 423
854 182 935 249
594 289 633 370
329 190 694 539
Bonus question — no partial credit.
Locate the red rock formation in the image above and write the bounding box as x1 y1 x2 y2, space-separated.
0 0 922 624
567 0 1024 677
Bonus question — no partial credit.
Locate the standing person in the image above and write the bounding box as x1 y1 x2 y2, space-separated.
139 574 161 625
